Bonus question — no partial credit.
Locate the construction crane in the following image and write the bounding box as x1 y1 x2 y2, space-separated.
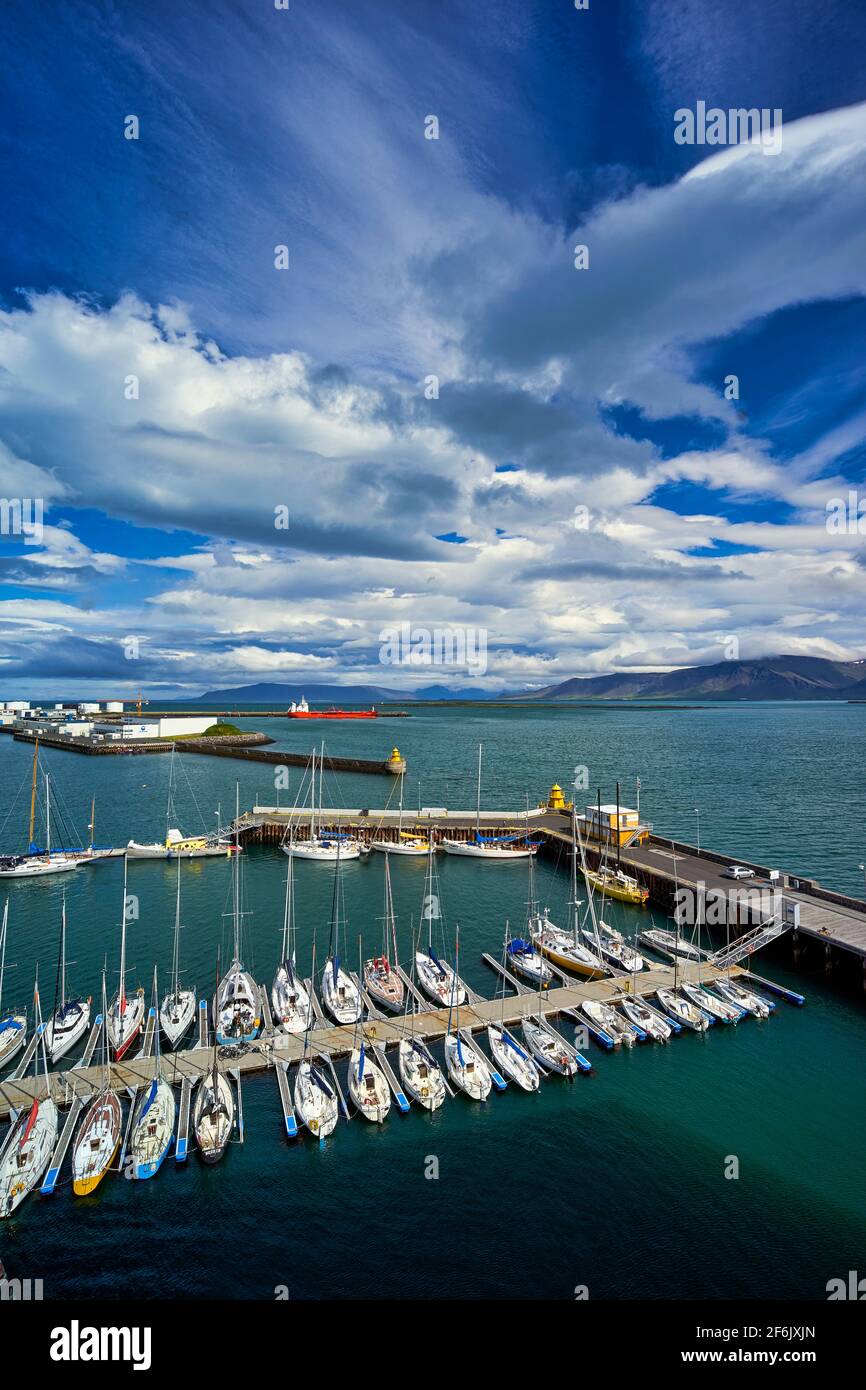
100 691 150 718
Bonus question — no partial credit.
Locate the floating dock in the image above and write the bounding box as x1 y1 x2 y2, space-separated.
0 956 745 1120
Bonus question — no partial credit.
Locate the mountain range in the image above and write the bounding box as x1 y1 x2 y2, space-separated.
199 657 866 704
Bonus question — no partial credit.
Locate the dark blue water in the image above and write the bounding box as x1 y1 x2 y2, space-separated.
1 703 864 1299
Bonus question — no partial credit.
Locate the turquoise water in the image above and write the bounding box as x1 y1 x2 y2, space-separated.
1 702 865 1299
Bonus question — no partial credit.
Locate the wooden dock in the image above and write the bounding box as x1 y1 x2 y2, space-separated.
0 957 742 1119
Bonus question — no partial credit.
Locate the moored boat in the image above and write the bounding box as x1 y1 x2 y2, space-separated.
487 1024 540 1091
656 988 709 1032
398 1035 447 1110
193 1057 235 1163
638 926 702 962
271 848 313 1034
72 974 122 1196
294 1058 339 1138
522 1018 578 1076
619 995 672 1041
348 1043 391 1123
363 855 405 1013
107 858 145 1060
444 1030 491 1100
580 998 636 1046
681 980 742 1023
0 984 58 1218
45 897 91 1063
0 903 27 1069
713 978 773 1019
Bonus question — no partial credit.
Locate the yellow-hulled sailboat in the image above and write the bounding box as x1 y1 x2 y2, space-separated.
583 865 649 907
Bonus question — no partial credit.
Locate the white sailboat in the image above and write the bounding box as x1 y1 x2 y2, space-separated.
107 857 145 1060
0 902 27 1069
581 918 645 973
0 747 80 878
443 926 491 1101
415 839 468 1007
72 973 122 1196
487 1023 540 1091
294 947 340 1139
520 924 577 1076
320 840 363 1024
619 994 672 1041
398 1033 447 1110
656 988 709 1032
45 895 91 1063
271 846 313 1034
347 996 390 1126
213 790 261 1045
580 997 636 1046
193 1008 235 1163
0 982 58 1218
130 1037 176 1178
282 746 362 860
713 978 773 1019
681 980 742 1023
159 858 196 1047
441 745 535 859
362 854 405 1013
638 925 701 961
369 773 430 855
506 855 554 988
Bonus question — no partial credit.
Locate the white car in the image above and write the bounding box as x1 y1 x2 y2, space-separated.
723 864 754 879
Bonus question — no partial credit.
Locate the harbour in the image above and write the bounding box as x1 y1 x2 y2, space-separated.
0 700 864 1302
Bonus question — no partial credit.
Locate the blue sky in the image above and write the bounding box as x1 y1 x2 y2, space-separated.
1 0 865 695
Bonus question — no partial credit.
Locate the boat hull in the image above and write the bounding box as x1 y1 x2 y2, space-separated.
159 990 197 1048
0 1098 59 1217
369 839 430 855
398 1039 446 1110
72 1091 122 1196
282 839 362 861
107 992 145 1061
294 1061 339 1137
440 839 535 859
348 1049 391 1123
46 998 91 1063
487 1026 540 1091
130 1079 176 1179
444 1033 491 1100
0 1015 27 1068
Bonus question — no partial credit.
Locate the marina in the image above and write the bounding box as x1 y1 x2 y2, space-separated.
0 702 864 1301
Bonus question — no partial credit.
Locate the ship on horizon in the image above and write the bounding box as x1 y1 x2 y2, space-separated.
287 696 378 720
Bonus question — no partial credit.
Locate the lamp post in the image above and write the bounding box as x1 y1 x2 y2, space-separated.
859 862 865 897
694 808 701 853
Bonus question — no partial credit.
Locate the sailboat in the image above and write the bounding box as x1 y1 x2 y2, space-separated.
193 987 236 1163
362 854 405 1013
415 839 469 1006
532 810 606 980
0 746 80 878
398 1031 447 1110
294 944 340 1139
127 748 233 859
681 980 743 1023
159 858 196 1047
282 746 362 860
580 997 636 1046
619 994 672 1041
487 930 541 1090
130 970 176 1178
107 857 145 1060
637 925 701 962
506 855 554 988
443 925 491 1100
213 787 261 1045
45 895 91 1063
320 840 363 1024
441 745 536 859
712 978 773 1019
0 903 27 1069
656 988 709 1031
271 846 313 1034
72 973 122 1195
348 943 391 1123
580 918 644 973
0 982 58 1218
370 773 430 855
518 927 577 1077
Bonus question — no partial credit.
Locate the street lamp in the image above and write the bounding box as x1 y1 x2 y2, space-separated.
694 808 701 852
859 862 865 897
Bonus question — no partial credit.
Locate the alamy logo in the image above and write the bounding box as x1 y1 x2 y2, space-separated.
378 622 488 676
826 1270 866 1300
674 102 783 155
0 497 44 544
0 1277 43 1300
50 1321 152 1371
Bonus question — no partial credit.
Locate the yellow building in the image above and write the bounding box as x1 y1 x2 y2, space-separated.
576 803 648 848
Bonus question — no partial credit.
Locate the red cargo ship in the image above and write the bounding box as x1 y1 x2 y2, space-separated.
287 698 377 719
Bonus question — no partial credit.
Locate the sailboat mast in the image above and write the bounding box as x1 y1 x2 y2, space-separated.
59 894 67 1010
171 856 182 1002
0 902 8 1015
118 856 129 1010
232 783 240 960
475 744 482 840
45 771 51 855
281 849 295 964
89 795 96 852
28 739 39 849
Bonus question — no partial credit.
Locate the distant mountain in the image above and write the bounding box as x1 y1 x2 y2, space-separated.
520 656 866 702
197 681 410 704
